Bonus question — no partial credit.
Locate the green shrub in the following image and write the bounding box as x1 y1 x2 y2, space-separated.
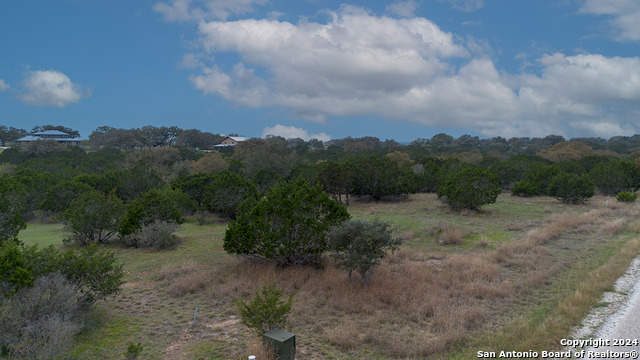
120 189 182 240
125 342 144 360
511 181 538 197
236 285 293 336
202 171 259 219
589 161 637 195
0 243 124 305
547 173 595 204
0 175 26 246
224 179 350 266
437 167 501 210
616 191 638 203
328 219 403 283
60 190 125 245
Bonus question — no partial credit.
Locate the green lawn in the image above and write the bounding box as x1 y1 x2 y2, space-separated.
19 221 66 247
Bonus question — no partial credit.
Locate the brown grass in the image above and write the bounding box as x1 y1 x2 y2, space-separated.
597 218 626 235
628 219 640 233
200 250 513 357
156 261 198 281
169 271 214 296
437 226 464 245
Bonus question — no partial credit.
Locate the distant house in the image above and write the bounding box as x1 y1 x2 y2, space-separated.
14 130 84 146
214 136 247 148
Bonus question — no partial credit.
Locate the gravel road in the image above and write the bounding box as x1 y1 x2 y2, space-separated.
571 258 640 359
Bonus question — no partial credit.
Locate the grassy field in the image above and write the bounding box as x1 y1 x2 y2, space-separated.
20 193 640 359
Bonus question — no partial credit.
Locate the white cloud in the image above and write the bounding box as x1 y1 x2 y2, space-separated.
18 70 88 107
385 1 420 18
0 79 10 91
262 124 331 142
580 0 640 42
183 5 640 138
154 0 268 22
438 0 485 12
191 6 468 120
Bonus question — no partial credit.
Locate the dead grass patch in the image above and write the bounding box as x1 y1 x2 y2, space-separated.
628 219 640 233
597 218 627 235
156 261 198 281
437 226 464 245
169 271 214 296
206 251 512 357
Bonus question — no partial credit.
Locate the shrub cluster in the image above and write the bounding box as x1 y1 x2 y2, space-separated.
224 179 350 266
0 243 123 358
616 191 638 203
547 173 595 204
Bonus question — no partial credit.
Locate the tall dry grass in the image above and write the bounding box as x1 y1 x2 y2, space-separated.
198 251 512 357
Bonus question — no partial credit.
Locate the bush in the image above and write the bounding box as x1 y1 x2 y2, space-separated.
120 189 182 240
547 173 595 204
437 167 501 210
122 221 180 250
202 171 259 219
60 190 125 245
0 273 83 359
224 179 350 266
510 180 538 197
328 219 403 282
589 161 637 195
0 175 26 246
0 243 124 305
616 191 638 203
236 284 293 336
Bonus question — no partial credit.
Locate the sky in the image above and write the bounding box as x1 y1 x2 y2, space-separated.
1 0 639 142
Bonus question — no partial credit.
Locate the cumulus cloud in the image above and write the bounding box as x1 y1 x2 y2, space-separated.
580 0 640 42
0 79 10 91
386 1 420 18
262 124 331 142
154 0 268 21
18 70 88 107
182 5 640 138
191 5 467 120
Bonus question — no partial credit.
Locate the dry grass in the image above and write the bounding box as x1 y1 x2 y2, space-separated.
436 226 464 245
628 219 640 233
198 250 512 357
169 271 213 296
597 218 627 235
245 338 277 360
156 261 199 281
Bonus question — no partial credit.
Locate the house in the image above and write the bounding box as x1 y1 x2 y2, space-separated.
213 136 247 148
220 136 246 145
14 130 84 146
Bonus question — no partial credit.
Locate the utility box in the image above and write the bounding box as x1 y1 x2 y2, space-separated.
262 328 295 360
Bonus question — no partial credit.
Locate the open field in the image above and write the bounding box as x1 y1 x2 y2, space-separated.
20 193 640 359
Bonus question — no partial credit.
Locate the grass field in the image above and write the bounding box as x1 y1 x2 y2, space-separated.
20 193 640 359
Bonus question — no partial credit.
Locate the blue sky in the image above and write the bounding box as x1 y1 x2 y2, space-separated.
1 0 639 142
